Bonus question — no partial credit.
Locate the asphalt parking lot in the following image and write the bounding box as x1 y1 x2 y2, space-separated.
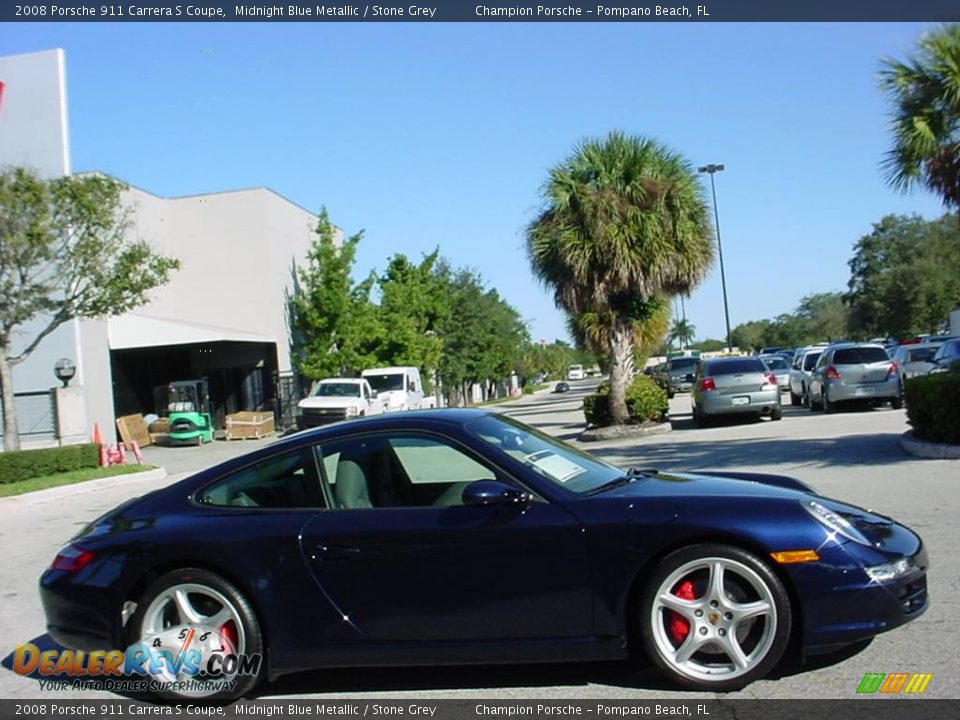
0 381 955 700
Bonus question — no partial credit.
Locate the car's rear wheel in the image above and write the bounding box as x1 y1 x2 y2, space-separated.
789 391 800 407
891 394 903 410
822 389 836 414
770 408 782 421
639 544 792 691
128 568 263 701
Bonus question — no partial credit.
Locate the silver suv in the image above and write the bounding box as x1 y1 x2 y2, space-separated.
807 343 902 412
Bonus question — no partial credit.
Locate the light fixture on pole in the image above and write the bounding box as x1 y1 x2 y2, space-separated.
53 358 76 388
698 163 732 352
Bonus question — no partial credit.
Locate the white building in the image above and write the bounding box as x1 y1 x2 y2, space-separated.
0 49 324 447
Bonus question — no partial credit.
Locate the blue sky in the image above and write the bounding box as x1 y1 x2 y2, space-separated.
3 22 948 344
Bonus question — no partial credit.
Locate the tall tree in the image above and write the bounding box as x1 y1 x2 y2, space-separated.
527 132 713 423
879 24 960 212
845 214 960 338
0 167 180 451
289 208 381 381
668 318 697 350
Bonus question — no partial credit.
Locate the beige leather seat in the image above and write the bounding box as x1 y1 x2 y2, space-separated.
334 460 372 509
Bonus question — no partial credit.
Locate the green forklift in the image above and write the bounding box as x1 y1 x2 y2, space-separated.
154 379 215 446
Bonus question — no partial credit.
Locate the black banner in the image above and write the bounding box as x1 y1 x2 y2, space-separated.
5 0 960 22
0 700 958 720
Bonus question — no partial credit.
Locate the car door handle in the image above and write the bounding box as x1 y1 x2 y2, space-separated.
313 544 361 560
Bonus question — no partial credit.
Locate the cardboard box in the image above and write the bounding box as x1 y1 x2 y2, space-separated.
225 411 275 440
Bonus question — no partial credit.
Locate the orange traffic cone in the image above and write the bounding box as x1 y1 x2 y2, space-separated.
92 422 102 445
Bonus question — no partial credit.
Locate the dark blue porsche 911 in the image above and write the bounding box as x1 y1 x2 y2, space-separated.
40 409 928 700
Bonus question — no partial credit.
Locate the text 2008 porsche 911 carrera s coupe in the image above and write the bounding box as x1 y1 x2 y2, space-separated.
39 409 928 700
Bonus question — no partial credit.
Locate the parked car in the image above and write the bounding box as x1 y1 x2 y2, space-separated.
692 356 782 426
657 356 700 398
567 364 586 380
788 345 827 407
361 366 427 411
776 349 797 364
297 378 386 428
889 343 943 380
807 343 902 412
554 381 570 393
758 346 786 356
759 355 791 392
930 339 960 374
39 409 928 700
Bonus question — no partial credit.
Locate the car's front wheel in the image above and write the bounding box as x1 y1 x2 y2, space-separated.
638 544 792 691
128 568 263 701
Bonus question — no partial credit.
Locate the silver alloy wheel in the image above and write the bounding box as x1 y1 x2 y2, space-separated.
138 582 247 697
650 557 777 683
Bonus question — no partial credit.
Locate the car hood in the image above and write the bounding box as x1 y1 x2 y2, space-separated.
299 396 361 409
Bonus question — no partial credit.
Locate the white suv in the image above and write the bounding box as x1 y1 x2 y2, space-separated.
788 345 827 406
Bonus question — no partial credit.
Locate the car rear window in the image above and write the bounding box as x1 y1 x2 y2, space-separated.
833 347 889 364
763 357 789 370
907 347 938 363
705 358 765 375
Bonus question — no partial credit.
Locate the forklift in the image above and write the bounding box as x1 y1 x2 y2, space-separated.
154 379 215 446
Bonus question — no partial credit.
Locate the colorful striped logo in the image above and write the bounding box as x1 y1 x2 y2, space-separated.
857 672 933 694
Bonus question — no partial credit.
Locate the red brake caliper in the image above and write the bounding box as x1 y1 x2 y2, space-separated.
668 580 696 645
219 620 238 653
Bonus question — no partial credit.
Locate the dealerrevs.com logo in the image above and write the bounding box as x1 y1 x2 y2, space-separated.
856 672 933 695
14 625 262 698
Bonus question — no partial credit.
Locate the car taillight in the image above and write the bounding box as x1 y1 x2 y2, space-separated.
698 378 716 392
51 544 94 572
764 373 778 387
824 366 841 380
886 362 898 380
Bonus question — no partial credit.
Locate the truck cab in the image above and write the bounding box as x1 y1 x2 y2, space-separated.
297 378 385 428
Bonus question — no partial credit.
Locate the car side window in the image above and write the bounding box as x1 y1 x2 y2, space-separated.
317 432 498 510
197 446 325 509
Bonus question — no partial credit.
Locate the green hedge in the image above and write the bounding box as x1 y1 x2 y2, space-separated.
583 376 669 427
904 367 960 445
0 443 101 485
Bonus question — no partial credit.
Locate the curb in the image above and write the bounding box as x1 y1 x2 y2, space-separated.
900 431 960 459
580 422 672 442
0 466 169 507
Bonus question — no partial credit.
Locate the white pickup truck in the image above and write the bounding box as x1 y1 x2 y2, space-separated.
297 378 387 428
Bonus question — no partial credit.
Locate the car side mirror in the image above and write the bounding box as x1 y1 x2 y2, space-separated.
370 389 378 399
462 480 530 507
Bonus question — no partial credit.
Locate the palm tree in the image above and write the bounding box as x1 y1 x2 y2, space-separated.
669 318 697 350
566 297 671 366
528 132 714 423
879 24 960 213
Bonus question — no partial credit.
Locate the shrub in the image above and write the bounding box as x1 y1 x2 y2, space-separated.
0 443 101 485
904 367 960 444
583 376 668 426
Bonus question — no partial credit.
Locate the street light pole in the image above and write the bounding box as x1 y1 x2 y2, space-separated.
698 163 732 353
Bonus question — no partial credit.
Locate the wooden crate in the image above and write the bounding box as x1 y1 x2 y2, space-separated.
225 411 275 440
116 413 152 447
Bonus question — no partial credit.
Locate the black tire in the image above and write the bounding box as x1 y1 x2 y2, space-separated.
693 406 708 428
771 407 783 421
891 395 903 410
637 543 792 692
822 389 836 414
789 392 800 407
668 391 675 400
128 568 264 701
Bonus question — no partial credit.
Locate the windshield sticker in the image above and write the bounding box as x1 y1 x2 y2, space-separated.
524 450 586 483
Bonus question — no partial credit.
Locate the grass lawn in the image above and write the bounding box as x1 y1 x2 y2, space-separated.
0 464 156 499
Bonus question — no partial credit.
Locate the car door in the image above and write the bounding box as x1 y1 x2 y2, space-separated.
298 430 592 642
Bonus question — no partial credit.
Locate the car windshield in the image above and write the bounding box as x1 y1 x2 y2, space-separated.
803 352 822 371
906 347 938 363
833 347 889 364
762 357 789 370
705 358 766 375
669 358 698 371
313 383 361 397
464 414 624 495
365 373 405 392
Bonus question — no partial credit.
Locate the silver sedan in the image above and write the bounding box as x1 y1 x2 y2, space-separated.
692 356 782 427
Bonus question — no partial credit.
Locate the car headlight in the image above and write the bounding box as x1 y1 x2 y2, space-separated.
345 406 359 417
802 500 871 545
865 557 919 583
